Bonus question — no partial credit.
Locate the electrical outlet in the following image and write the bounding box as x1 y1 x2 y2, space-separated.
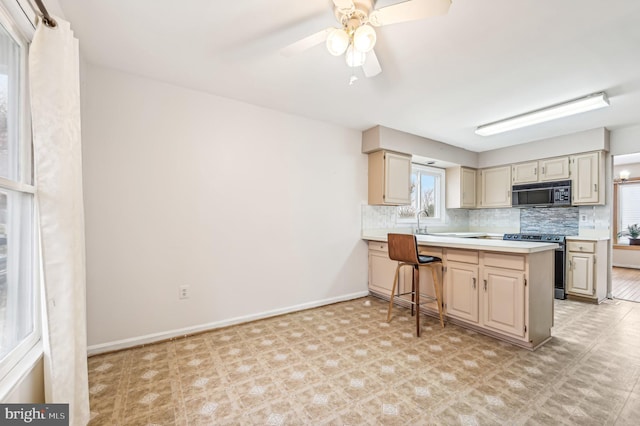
179 285 190 299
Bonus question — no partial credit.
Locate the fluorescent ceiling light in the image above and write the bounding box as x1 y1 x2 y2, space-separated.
475 92 610 136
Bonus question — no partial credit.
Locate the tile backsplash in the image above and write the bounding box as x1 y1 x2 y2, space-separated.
363 204 611 237
520 207 579 235
361 205 468 231
468 209 520 233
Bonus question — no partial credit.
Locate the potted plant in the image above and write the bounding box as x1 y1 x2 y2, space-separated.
618 224 640 245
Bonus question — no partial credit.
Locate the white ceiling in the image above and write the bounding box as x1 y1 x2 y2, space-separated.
55 0 640 153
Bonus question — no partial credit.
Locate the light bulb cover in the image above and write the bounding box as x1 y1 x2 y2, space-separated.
475 92 610 136
620 170 631 181
345 44 366 67
353 24 376 53
326 28 349 56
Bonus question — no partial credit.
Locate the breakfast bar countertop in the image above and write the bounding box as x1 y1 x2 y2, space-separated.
362 231 559 254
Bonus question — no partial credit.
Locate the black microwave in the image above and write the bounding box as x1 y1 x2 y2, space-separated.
512 180 572 207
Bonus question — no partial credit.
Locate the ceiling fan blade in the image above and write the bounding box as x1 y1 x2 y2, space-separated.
362 49 382 78
369 0 451 27
280 28 334 57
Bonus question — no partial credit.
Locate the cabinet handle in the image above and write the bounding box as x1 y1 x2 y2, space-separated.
542 166 545 174
534 167 537 176
472 277 476 289
483 279 487 291
569 260 573 270
594 183 598 192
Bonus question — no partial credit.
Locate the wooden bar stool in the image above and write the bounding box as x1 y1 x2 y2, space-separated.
386 233 445 336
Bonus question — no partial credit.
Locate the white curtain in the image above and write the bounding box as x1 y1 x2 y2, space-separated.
29 17 90 426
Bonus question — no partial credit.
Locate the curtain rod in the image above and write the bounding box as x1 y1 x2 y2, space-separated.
33 0 57 28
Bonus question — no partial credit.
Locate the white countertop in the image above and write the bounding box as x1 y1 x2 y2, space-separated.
362 232 558 254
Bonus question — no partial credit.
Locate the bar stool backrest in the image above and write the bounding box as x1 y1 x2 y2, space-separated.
387 233 419 264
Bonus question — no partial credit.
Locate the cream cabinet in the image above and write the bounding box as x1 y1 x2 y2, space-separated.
539 157 570 181
570 151 604 205
478 165 512 208
512 161 538 184
481 267 526 338
445 261 479 323
567 251 594 296
512 157 570 184
566 239 607 302
368 150 411 205
367 239 555 349
446 166 477 208
368 242 397 296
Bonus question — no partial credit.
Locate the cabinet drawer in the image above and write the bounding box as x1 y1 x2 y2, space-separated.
483 252 526 271
418 247 443 258
567 241 595 253
446 249 479 264
369 241 388 252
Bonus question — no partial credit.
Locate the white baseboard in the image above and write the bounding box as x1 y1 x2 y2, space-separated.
87 291 369 356
613 263 640 269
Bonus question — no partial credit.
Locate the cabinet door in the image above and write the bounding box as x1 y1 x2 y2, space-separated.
368 250 398 296
571 152 600 204
444 262 478 323
567 252 595 296
479 166 512 208
461 167 477 207
512 161 538 184
384 151 412 205
445 166 476 209
481 268 526 338
540 157 569 181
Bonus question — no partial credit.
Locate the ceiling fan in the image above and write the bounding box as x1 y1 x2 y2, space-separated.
281 0 452 79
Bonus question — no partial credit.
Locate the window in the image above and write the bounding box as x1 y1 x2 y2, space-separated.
616 180 640 245
0 5 36 382
398 164 445 224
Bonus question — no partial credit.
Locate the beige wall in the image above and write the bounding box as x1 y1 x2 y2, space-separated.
82 65 369 352
614 162 640 179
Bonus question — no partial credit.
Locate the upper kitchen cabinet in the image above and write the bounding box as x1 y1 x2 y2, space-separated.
570 151 604 205
446 166 477 209
512 161 538 184
512 157 570 184
478 165 512 208
368 150 411 205
539 157 570 181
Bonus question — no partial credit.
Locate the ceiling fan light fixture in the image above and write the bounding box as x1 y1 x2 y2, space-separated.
353 24 376 53
345 44 366 67
326 28 350 56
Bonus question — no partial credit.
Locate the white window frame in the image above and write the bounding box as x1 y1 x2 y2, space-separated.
397 164 446 225
0 0 39 389
617 180 640 245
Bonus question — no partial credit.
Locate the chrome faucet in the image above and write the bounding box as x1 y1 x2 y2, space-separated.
415 211 428 235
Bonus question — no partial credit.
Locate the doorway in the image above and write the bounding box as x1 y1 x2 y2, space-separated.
612 153 640 302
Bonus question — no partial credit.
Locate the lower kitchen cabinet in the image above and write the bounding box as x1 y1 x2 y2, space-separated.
367 240 554 349
482 267 525 338
444 261 479 323
368 242 397 296
566 238 607 302
567 251 594 296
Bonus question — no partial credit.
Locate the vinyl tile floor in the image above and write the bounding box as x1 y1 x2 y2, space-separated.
87 296 640 425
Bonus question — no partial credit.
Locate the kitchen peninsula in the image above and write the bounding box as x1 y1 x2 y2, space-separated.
363 232 559 350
